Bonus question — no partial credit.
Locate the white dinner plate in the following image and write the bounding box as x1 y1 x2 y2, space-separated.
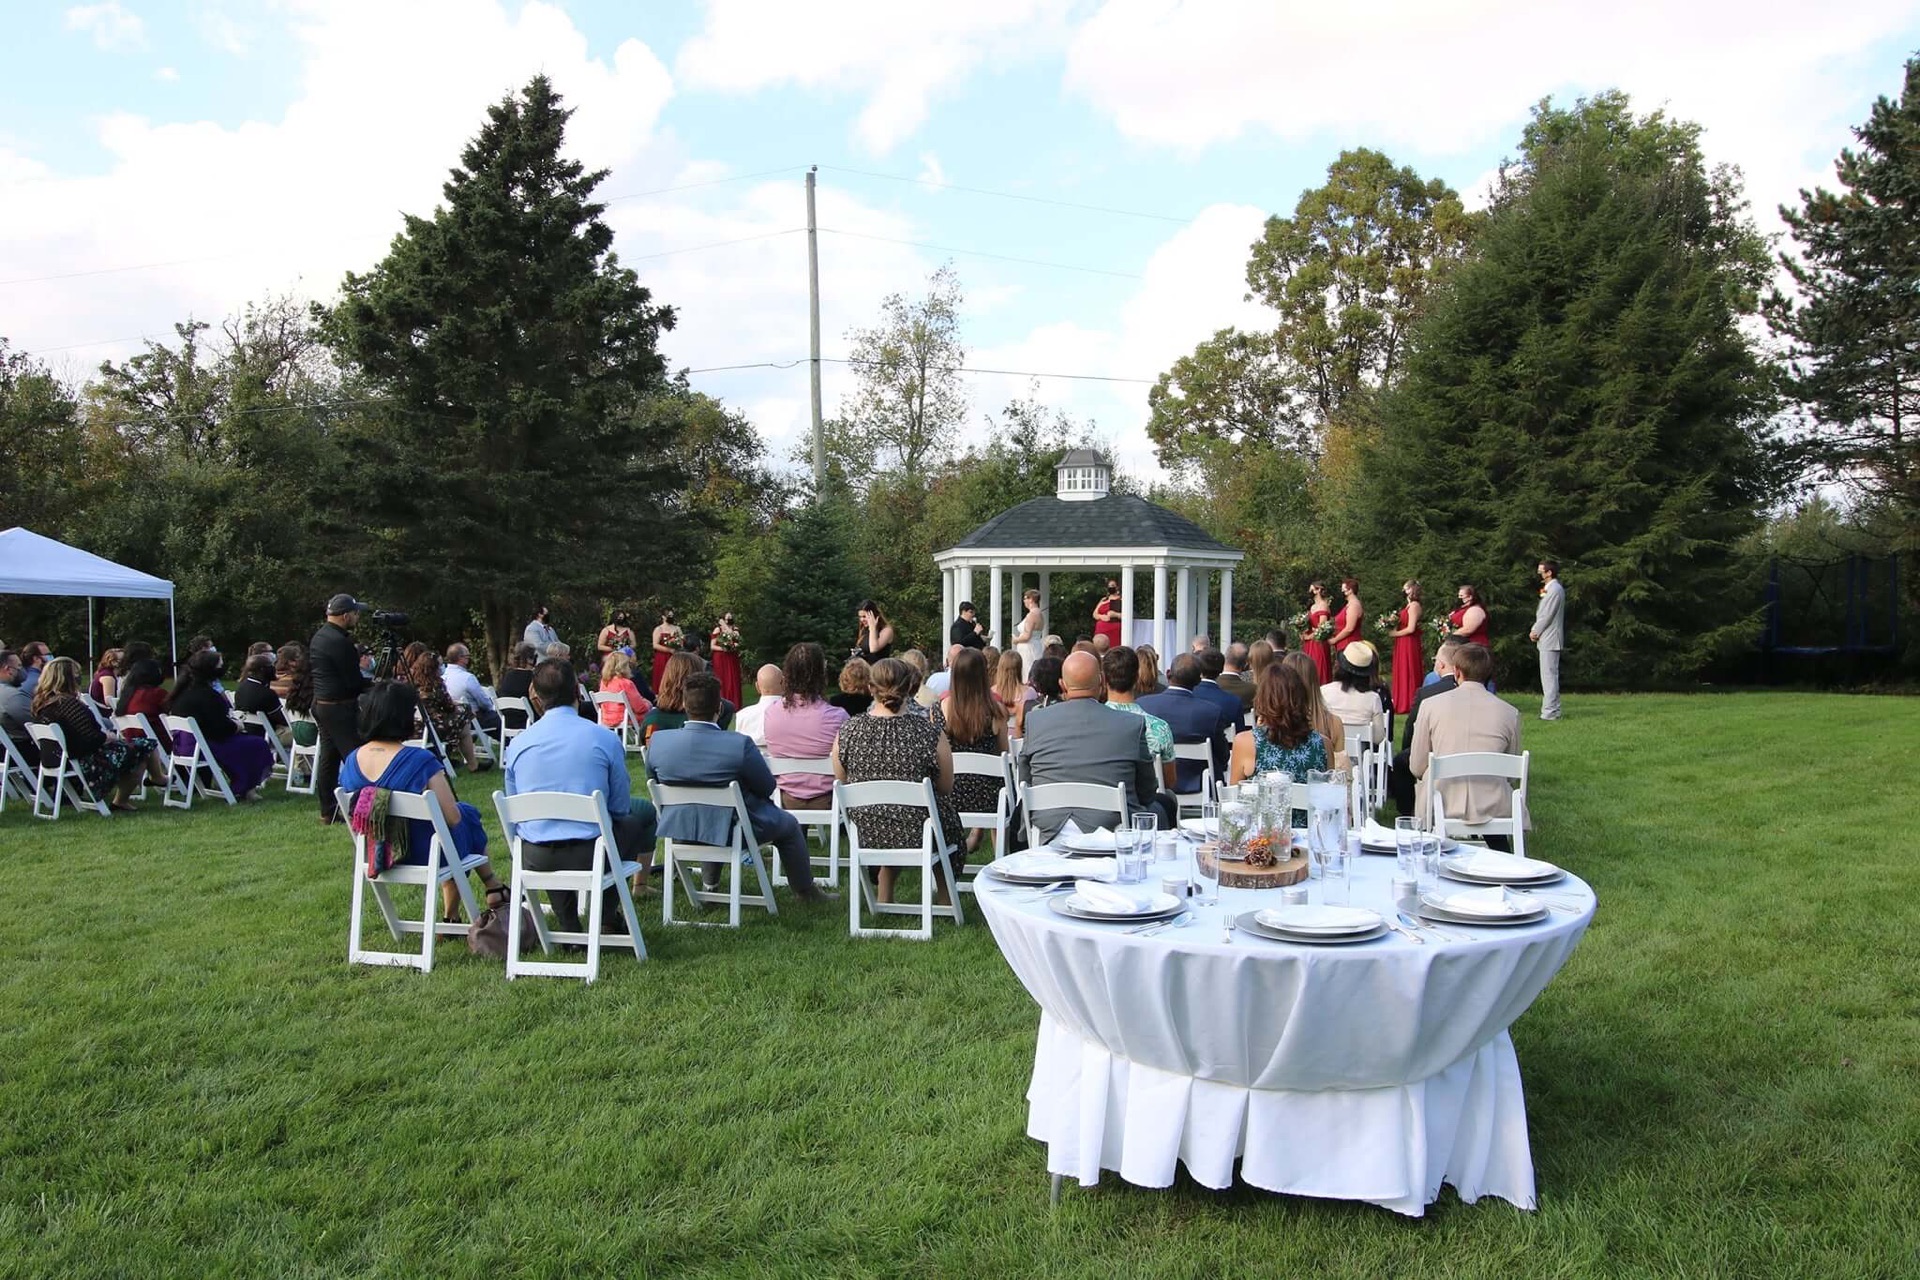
1439 868 1565 889
1178 817 1219 837
1254 904 1382 935
1234 912 1391 945
1048 893 1184 923
1061 830 1122 853
1421 886 1540 919
1439 850 1565 883
1415 902 1549 928
982 854 1113 885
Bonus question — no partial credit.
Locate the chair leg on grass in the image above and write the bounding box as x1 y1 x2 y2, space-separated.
1050 1173 1063 1207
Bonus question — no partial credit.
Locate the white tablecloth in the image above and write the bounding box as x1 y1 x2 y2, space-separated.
975 848 1595 1216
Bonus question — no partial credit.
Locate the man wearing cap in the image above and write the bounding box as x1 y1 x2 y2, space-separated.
310 593 372 824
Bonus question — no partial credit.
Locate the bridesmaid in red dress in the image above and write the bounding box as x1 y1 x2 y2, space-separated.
709 612 743 707
1302 581 1335 685
1093 579 1124 648
1448 584 1495 691
1329 577 1364 657
650 609 683 692
1388 580 1425 714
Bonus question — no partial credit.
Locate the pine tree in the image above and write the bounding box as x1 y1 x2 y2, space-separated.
1358 93 1784 684
316 76 685 672
750 497 868 673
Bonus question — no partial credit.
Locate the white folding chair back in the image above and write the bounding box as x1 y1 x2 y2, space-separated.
648 780 779 927
837 778 964 940
285 711 320 794
241 710 293 778
0 732 39 812
495 697 534 750
589 692 644 754
1019 781 1130 849
1171 741 1215 818
159 714 237 809
766 756 842 887
341 787 487 972
467 710 498 765
950 751 1015 894
1427 750 1530 857
110 713 163 800
405 714 459 778
25 723 110 819
492 788 647 981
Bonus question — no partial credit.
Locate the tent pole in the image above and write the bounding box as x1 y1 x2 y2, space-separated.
88 598 95 663
168 598 177 672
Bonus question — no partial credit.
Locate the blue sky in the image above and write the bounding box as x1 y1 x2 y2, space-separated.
5 1 1919 476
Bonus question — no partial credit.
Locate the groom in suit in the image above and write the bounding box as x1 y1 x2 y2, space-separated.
645 671 836 902
1530 560 1566 721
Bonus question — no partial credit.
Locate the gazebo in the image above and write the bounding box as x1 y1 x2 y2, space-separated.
933 450 1245 656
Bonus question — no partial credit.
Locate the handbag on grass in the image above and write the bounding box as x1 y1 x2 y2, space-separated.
468 893 538 958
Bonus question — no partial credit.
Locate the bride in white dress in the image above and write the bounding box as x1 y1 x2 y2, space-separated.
1011 588 1045 678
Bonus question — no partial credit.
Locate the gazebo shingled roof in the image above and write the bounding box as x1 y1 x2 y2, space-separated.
951 492 1235 554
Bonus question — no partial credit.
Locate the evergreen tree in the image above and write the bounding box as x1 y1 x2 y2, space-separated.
316 76 684 672
1358 92 1784 684
1766 57 1920 572
749 497 868 673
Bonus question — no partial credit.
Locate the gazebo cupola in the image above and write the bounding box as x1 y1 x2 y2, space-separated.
1055 448 1111 501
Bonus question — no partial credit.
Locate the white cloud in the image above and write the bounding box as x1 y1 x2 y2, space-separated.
194 1 250 55
917 151 947 187
153 65 179 82
64 2 146 51
676 0 1075 153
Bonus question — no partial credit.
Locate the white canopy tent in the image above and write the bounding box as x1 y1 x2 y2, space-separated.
0 527 177 665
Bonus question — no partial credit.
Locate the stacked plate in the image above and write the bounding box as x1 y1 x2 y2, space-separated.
1058 829 1122 856
1235 904 1389 945
1177 816 1218 838
1048 886 1184 923
1437 849 1565 888
981 851 1114 886
1358 822 1463 856
1416 885 1548 927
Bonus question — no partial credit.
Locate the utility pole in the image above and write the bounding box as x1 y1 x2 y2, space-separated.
806 165 824 490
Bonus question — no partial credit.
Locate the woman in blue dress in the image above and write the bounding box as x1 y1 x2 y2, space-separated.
1228 661 1330 785
340 680 505 924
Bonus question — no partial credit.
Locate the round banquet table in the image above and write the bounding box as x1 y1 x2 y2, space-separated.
974 846 1596 1217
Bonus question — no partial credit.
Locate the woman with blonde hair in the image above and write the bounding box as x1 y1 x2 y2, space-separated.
31 657 160 810
639 650 701 744
991 649 1025 713
1136 643 1166 696
597 651 652 730
831 657 872 717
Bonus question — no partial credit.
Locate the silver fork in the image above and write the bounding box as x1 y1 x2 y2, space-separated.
1398 910 1466 943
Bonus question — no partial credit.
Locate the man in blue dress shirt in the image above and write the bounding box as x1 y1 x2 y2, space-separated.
503 659 657 933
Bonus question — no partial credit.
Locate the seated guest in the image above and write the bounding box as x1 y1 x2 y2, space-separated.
1229 663 1330 802
595 651 652 731
0 649 39 769
272 643 318 750
1139 652 1230 797
18 642 49 697
991 649 1026 714
167 647 276 800
233 652 292 745
503 659 659 931
834 657 966 903
639 651 700 745
645 671 835 902
1248 639 1275 682
91 648 124 708
899 649 935 710
1136 644 1167 697
1392 642 1461 815
1028 655 1064 713
496 643 538 702
114 654 173 751
1410 643 1524 847
405 650 479 772
1281 650 1347 769
931 648 1009 857
340 680 505 922
1219 641 1256 714
1265 626 1290 653
1193 647 1245 735
1101 646 1176 792
31 657 160 810
1091 634 1110 656
443 643 502 735
831 657 873 718
924 644 963 700
731 665 783 748
1018 651 1161 841
1322 641 1390 739
763 643 847 809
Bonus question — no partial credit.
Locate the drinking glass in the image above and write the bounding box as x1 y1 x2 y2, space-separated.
1321 830 1352 905
1114 829 1144 884
1192 833 1222 909
1394 816 1420 878
1308 806 1337 884
1415 832 1443 896
1131 811 1159 853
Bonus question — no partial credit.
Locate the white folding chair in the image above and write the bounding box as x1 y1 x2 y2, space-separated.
951 751 1015 895
405 714 459 778
1171 741 1216 819
159 714 238 809
589 692 645 755
1 732 39 812
285 711 320 794
340 786 487 973
1019 781 1130 850
468 711 498 766
240 710 294 779
25 723 110 819
492 789 647 981
110 713 166 801
838 778 965 940
648 780 779 928
767 756 843 887
1427 750 1530 857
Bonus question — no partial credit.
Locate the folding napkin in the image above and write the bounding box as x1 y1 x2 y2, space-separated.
1070 882 1157 915
1255 904 1382 932
1450 849 1560 879
1431 885 1530 918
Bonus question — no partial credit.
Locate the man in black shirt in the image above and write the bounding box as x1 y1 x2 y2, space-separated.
948 602 986 652
310 593 372 823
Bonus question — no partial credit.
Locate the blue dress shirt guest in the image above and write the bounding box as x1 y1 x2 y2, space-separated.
1138 652 1232 794
503 659 658 934
644 670 836 902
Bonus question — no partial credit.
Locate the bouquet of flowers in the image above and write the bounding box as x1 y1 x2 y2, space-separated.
710 628 741 654
1309 617 1334 642
1287 610 1312 634
1427 614 1451 644
1373 611 1401 636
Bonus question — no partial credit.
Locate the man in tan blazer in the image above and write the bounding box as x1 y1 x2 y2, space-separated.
1411 643 1528 847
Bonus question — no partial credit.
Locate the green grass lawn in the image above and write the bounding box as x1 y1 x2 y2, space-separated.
2 693 1918 1278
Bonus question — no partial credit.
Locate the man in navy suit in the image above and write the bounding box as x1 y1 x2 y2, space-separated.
1139 652 1230 796
645 671 836 902
1192 647 1244 736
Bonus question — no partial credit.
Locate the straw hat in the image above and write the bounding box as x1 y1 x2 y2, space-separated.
1340 640 1378 668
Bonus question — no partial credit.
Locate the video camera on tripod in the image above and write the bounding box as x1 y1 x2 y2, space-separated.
369 609 411 679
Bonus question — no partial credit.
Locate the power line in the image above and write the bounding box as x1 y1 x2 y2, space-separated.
600 165 805 204
626 228 801 261
818 163 1193 226
817 228 1143 280
830 356 1150 385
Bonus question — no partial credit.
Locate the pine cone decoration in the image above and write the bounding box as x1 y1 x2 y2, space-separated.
1243 835 1277 868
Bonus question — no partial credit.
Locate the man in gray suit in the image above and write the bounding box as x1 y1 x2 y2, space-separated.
1018 651 1161 842
1530 560 1566 721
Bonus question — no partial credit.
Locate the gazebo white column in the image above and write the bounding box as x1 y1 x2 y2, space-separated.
989 563 1005 647
1011 569 1025 642
1121 564 1136 644
1198 570 1210 648
941 569 955 635
1176 566 1191 654
1152 563 1168 657
1039 571 1051 639
1221 569 1235 650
